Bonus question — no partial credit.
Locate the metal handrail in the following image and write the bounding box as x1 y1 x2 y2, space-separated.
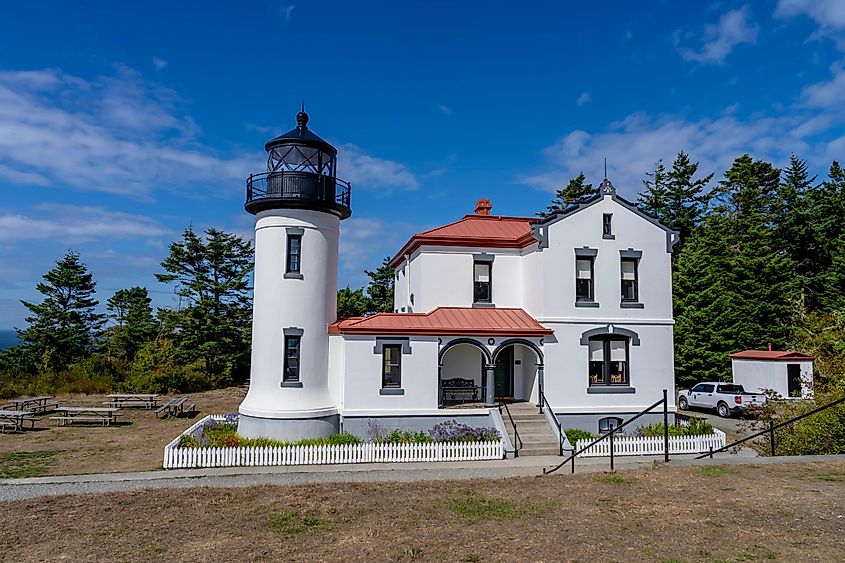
697 394 845 459
246 171 351 208
498 400 522 457
540 394 564 456
544 389 670 475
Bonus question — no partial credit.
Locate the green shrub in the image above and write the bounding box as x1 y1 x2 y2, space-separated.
564 428 596 444
381 428 434 444
636 418 714 437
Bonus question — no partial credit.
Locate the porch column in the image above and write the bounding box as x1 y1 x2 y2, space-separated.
485 364 496 407
537 364 545 408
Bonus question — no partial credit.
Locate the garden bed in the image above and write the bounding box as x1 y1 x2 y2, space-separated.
163 415 503 469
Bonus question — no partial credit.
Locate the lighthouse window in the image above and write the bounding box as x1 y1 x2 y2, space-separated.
286 234 302 274
283 335 301 382
473 262 492 304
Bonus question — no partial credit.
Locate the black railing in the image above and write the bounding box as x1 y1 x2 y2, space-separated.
439 385 486 405
544 389 670 475
697 395 845 459
539 393 564 456
246 171 351 210
498 400 522 457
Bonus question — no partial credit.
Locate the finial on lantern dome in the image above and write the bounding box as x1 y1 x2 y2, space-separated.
296 101 309 129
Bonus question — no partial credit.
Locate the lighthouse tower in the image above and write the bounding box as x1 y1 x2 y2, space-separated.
238 109 351 441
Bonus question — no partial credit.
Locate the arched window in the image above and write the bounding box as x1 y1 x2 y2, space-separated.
588 336 629 386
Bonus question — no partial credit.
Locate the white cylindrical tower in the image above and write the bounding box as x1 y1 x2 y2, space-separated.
238 110 351 441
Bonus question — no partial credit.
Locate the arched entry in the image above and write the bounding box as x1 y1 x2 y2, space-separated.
491 339 544 403
438 339 490 406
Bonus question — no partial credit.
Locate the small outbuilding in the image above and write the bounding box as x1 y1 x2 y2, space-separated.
730 348 815 399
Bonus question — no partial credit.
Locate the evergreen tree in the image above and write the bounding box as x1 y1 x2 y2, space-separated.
806 161 845 311
337 287 370 318
714 154 780 222
106 286 158 361
365 257 395 313
156 228 253 386
537 173 597 217
16 251 105 372
638 159 670 219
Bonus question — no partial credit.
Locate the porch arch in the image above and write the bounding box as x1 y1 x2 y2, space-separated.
492 338 544 365
438 338 492 365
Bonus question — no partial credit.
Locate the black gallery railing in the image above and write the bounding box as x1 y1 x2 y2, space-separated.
246 171 351 209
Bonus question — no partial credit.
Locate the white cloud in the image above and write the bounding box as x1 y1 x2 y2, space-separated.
338 143 419 191
152 57 168 70
437 104 452 115
338 217 420 286
0 204 171 243
576 92 591 106
775 0 845 49
676 5 759 64
0 67 257 198
801 62 845 108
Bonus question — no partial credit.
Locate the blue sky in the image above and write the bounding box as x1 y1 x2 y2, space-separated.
1 0 845 329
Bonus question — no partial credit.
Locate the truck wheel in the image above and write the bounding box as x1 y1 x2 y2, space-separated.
717 402 730 418
678 397 688 411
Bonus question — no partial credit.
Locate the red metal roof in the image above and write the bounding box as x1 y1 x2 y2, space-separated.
729 350 815 361
329 307 553 336
388 215 535 267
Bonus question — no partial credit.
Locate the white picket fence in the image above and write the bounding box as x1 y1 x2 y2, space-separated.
575 428 726 457
163 415 504 469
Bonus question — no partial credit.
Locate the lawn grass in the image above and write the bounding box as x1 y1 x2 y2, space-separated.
0 450 61 478
266 510 334 534
817 472 845 482
448 491 550 520
596 472 629 484
696 464 736 477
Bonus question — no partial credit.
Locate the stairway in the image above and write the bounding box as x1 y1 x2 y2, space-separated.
501 401 562 456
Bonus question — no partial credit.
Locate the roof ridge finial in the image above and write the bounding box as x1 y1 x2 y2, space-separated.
604 157 607 180
296 101 309 129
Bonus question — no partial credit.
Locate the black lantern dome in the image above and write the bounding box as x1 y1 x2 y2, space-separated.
245 110 351 219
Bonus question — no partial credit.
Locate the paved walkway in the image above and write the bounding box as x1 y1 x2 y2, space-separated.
2 453 843 502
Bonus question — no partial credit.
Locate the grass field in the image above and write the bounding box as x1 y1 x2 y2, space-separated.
0 387 242 477
1 461 842 562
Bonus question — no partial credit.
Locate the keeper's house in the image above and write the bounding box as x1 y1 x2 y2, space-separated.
238 110 679 454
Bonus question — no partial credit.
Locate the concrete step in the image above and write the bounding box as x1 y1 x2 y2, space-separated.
518 445 563 457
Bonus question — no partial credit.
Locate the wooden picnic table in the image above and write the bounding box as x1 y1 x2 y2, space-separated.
50 406 121 427
103 393 160 409
8 395 56 413
0 409 40 432
155 397 196 419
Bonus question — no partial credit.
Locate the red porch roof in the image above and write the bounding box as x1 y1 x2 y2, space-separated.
388 215 536 267
329 307 553 337
729 350 815 361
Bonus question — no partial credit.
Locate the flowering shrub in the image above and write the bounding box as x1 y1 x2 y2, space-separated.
429 420 501 442
636 417 714 437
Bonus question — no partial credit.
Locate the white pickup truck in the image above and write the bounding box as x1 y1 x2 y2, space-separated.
678 382 766 418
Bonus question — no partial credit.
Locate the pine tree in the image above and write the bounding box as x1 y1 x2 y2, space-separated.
806 161 845 311
714 154 780 221
537 173 597 217
638 160 670 219
156 228 253 386
365 257 395 313
17 251 105 371
337 287 370 318
106 286 158 361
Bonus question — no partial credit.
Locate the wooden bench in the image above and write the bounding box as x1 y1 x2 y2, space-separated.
49 416 114 427
0 421 17 433
182 403 197 417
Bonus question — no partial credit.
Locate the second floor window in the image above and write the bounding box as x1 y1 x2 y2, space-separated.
283 335 301 382
473 261 492 303
382 344 402 388
286 234 302 274
621 258 638 302
576 258 594 301
602 213 613 237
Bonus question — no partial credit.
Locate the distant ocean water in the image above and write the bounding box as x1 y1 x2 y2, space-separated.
0 330 18 349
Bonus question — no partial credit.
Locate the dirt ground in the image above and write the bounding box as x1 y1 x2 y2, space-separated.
1 461 842 562
0 388 242 477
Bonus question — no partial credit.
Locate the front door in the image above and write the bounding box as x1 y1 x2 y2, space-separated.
494 347 513 399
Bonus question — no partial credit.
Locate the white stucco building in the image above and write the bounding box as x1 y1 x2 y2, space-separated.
239 111 680 453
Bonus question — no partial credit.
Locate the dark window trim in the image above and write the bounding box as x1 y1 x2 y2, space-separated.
587 335 631 388
602 213 615 240
381 343 403 390
282 332 302 386
285 229 304 278
473 260 493 305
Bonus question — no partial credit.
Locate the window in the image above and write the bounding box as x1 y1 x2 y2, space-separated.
382 344 402 388
621 258 638 302
473 261 492 303
576 258 594 301
283 335 301 382
602 213 613 238
588 336 629 386
286 234 302 274
599 417 623 433
716 384 745 394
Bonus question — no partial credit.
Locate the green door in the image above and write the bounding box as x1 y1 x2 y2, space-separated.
494 347 513 398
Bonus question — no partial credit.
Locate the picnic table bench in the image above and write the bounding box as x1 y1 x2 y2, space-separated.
0 410 41 432
7 395 58 413
155 398 197 419
102 393 160 409
49 406 120 427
